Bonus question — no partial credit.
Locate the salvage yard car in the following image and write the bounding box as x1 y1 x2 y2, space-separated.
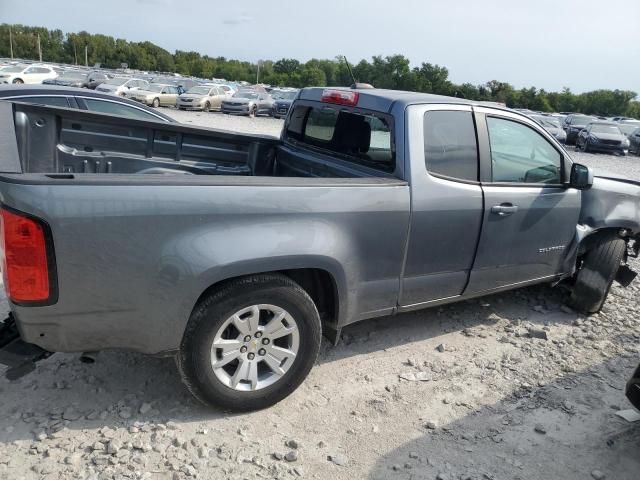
0 87 639 412
629 127 640 155
575 122 630 155
563 113 597 145
0 85 175 122
125 83 180 108
177 85 226 111
0 64 58 84
95 77 149 96
221 89 273 117
530 114 567 143
271 89 299 119
43 69 107 89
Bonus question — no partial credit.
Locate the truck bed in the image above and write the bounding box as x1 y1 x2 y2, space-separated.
0 100 409 355
1 102 393 180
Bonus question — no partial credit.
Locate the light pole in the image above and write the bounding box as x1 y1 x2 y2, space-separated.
256 60 261 85
9 26 13 59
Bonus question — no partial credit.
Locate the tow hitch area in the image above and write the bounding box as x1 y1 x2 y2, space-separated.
0 314 51 380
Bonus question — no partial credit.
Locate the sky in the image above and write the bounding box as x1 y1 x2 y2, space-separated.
1 0 639 93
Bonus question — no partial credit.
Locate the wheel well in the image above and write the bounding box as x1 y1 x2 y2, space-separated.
193 268 339 325
280 268 338 324
580 228 627 255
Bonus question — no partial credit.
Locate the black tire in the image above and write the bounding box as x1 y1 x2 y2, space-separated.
203 101 211 112
569 234 626 313
12 78 23 84
177 274 322 411
249 105 257 118
152 98 160 108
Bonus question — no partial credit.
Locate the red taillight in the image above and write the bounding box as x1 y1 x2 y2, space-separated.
0 208 52 303
321 89 359 106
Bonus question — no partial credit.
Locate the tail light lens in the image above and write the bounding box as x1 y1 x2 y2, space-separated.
321 89 359 106
0 207 55 304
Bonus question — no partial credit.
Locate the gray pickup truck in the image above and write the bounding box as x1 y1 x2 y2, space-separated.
0 87 638 411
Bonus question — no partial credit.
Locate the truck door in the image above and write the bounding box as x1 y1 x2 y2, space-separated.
464 108 581 293
399 105 484 308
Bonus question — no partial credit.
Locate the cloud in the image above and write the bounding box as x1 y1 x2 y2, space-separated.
222 13 254 26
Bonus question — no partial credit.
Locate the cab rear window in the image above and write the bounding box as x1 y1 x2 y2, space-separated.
285 105 395 173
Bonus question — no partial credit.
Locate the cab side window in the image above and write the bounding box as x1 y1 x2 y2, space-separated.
487 117 562 184
424 110 478 182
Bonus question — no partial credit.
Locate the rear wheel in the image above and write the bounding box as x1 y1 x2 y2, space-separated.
12 78 23 84
177 274 322 411
152 98 160 108
569 234 626 313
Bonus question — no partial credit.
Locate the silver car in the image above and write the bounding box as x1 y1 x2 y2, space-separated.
221 90 274 117
95 77 149 96
125 83 180 108
177 85 227 112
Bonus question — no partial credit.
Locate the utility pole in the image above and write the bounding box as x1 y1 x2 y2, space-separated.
73 43 77 65
84 45 88 67
9 26 13 59
256 60 260 85
37 34 42 62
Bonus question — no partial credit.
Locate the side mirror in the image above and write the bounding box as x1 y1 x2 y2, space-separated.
569 163 593 190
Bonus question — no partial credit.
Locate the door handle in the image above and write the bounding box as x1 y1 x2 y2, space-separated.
491 203 519 216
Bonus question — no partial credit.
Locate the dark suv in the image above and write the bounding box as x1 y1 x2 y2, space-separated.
563 114 597 145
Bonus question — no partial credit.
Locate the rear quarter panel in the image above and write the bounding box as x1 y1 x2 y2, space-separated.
1 180 409 354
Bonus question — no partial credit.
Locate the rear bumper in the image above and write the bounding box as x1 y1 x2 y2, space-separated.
627 363 640 410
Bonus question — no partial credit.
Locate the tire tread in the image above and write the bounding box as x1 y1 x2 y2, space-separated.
569 234 626 313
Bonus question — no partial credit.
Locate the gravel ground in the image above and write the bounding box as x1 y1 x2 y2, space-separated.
0 108 639 480
165 109 283 138
570 149 640 181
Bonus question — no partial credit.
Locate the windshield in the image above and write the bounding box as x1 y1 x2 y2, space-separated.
571 116 594 126
233 91 259 99
146 84 165 93
60 71 89 80
532 116 560 128
1 65 25 73
105 77 129 86
591 124 622 135
186 86 210 95
277 91 297 100
619 124 639 135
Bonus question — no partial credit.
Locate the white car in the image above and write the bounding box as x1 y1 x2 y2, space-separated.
0 64 57 84
95 77 149 96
